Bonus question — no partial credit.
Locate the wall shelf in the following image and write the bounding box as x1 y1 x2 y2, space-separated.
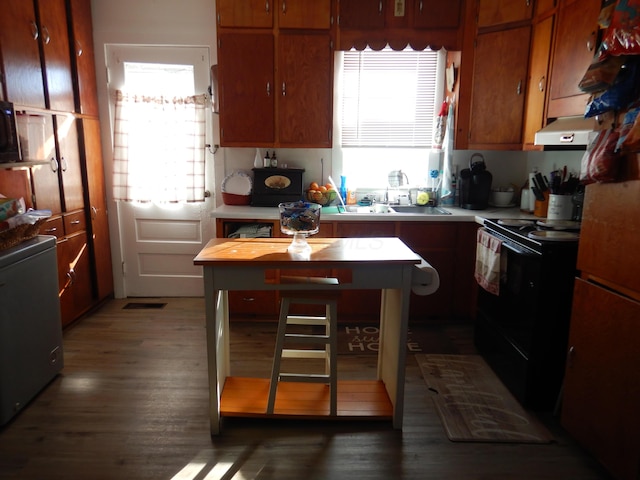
0 161 49 170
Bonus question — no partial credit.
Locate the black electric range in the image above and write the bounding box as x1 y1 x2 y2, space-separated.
474 217 580 410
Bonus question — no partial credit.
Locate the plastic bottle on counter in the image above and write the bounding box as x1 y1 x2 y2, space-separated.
254 148 262 169
339 175 348 204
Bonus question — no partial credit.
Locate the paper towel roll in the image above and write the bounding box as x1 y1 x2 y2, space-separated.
411 258 440 296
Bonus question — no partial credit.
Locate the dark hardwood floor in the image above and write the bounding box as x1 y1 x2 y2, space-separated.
0 298 611 479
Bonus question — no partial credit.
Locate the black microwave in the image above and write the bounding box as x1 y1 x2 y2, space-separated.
0 101 20 163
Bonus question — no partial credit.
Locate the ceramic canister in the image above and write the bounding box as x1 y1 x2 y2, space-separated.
547 194 573 220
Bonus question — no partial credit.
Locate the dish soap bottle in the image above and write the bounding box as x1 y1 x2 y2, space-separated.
270 151 278 168
263 150 270 168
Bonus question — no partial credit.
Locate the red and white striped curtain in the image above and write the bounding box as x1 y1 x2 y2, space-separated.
112 90 207 203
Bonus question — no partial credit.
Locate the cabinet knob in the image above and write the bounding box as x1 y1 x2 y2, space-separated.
67 268 76 285
282 81 286 96
538 76 546 92
266 81 271 97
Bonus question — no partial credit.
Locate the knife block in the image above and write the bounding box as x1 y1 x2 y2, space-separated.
534 191 549 217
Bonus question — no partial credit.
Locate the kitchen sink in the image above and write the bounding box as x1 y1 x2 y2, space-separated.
389 205 451 215
337 205 451 215
339 205 393 214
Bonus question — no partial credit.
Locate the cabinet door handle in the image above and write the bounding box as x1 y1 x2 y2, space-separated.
44 227 57 234
538 76 545 92
61 156 68 172
379 0 383 14
30 21 39 41
76 39 83 57
516 80 522 95
91 206 98 219
587 32 596 52
526 0 530 6
41 25 51 45
265 0 270 14
67 268 76 285
266 81 271 97
50 157 58 172
419 1 424 13
567 345 576 367
282 0 286 14
282 81 286 96
70 220 81 225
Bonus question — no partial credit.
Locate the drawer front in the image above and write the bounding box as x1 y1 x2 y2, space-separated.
63 210 86 235
39 216 65 239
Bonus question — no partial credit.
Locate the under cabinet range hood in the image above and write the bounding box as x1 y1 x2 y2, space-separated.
535 116 599 148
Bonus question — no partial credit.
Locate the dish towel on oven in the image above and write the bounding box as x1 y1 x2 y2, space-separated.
474 227 506 295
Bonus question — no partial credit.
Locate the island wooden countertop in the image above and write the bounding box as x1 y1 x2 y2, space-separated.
194 237 422 267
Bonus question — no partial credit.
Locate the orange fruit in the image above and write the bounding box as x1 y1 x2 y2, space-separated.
318 185 327 193
309 182 319 190
325 184 334 191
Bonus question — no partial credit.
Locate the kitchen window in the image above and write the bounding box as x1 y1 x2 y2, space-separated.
335 47 446 188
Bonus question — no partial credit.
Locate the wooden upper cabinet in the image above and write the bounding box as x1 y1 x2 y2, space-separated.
0 0 46 108
68 0 100 117
523 15 554 147
547 0 601 118
216 0 274 28
413 0 462 29
278 0 332 29
339 0 386 29
535 0 556 16
37 0 75 112
56 115 84 213
477 0 533 28
469 25 531 147
217 33 275 146
79 118 114 301
278 33 333 147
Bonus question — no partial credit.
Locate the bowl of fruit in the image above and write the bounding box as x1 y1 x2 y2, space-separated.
306 182 338 206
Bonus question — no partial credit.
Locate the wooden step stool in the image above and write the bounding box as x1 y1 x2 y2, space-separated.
267 288 340 416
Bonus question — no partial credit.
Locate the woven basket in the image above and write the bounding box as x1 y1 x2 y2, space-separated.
0 218 46 251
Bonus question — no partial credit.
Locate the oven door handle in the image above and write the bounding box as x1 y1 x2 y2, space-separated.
485 230 537 256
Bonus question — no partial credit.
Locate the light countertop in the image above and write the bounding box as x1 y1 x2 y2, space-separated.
212 204 538 223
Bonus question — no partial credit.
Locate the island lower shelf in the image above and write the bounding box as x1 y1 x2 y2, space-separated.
220 377 393 419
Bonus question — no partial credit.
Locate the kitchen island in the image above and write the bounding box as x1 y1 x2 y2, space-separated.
194 236 422 435
211 204 535 322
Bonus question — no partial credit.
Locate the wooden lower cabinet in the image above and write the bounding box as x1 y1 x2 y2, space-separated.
217 218 477 323
57 231 93 327
562 278 640 480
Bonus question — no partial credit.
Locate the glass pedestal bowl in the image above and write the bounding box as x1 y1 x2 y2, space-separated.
278 201 321 257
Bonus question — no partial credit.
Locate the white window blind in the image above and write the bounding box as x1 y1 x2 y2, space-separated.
341 48 439 147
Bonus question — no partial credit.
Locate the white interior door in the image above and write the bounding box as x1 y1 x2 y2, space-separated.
106 45 214 297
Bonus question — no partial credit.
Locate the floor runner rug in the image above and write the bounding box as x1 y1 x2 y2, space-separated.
337 324 456 355
416 354 554 444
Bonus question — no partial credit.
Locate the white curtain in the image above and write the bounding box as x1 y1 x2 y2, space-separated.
112 90 207 203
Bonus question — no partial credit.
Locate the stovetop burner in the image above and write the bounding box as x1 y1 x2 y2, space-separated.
484 218 579 254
